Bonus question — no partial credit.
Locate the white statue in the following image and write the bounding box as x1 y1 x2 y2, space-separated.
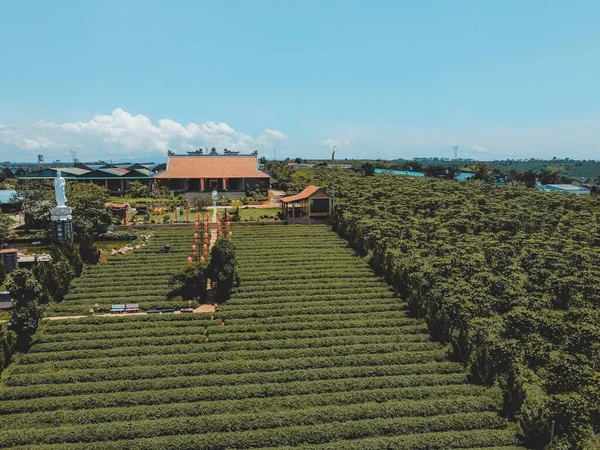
211 189 218 207
54 170 67 207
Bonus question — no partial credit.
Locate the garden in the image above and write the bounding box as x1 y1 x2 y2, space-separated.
0 225 522 449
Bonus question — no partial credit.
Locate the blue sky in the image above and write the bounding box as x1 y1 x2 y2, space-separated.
1 0 599 162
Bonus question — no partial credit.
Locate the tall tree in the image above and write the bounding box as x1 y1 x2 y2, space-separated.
207 238 239 301
6 269 43 349
66 182 112 234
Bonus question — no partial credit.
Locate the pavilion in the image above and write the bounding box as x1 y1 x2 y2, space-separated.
280 185 331 221
154 154 270 192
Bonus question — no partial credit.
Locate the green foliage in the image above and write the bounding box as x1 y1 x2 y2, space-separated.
169 262 208 301
15 178 54 228
207 238 239 301
330 171 600 448
193 195 211 211
0 326 17 370
126 181 148 198
5 269 43 349
362 162 375 176
0 259 5 286
66 182 112 234
78 231 100 265
52 240 83 278
0 213 13 245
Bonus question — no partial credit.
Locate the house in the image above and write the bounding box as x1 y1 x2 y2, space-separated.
280 185 331 221
154 154 270 192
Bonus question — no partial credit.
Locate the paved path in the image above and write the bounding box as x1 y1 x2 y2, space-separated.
41 304 216 322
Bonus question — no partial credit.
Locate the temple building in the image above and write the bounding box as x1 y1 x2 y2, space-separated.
155 154 270 192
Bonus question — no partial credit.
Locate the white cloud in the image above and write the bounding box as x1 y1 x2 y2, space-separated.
0 108 288 160
318 138 350 149
469 144 488 153
263 128 288 140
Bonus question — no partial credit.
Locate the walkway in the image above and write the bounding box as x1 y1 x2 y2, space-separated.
42 304 216 322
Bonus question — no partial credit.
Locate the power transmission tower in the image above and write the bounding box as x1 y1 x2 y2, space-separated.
453 145 459 160
70 149 79 164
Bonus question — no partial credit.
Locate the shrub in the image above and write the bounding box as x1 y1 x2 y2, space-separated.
206 238 239 301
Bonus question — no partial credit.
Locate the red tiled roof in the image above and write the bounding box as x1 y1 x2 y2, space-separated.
280 186 329 203
0 249 17 254
155 156 269 179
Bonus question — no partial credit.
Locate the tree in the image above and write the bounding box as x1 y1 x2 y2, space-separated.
168 262 208 301
0 214 13 245
0 260 5 286
66 182 112 234
538 170 562 185
206 238 239 301
79 230 100 265
193 195 211 211
6 269 44 349
127 181 148 198
470 163 493 182
516 170 537 188
52 240 83 277
14 179 54 229
361 162 375 176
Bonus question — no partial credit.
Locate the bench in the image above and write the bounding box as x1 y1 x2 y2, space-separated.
146 309 161 314
0 301 13 311
160 308 176 314
125 303 139 313
111 304 126 314
180 308 194 313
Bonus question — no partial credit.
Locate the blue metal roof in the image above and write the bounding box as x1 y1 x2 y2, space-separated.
374 168 425 177
0 190 20 204
454 172 475 181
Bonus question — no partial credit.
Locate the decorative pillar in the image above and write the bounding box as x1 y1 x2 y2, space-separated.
200 178 205 191
222 178 227 191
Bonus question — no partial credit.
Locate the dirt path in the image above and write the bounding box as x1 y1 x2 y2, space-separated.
42 305 216 322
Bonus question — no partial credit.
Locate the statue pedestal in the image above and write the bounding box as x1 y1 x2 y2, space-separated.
50 206 73 243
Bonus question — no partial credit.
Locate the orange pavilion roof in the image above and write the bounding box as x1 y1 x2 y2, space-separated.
155 156 269 179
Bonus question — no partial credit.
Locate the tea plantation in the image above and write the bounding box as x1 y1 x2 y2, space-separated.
47 228 198 316
0 225 523 449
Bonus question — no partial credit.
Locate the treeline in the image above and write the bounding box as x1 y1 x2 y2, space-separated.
0 240 94 370
1 181 109 373
331 172 600 449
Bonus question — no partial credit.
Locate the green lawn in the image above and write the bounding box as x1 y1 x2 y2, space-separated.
235 207 281 222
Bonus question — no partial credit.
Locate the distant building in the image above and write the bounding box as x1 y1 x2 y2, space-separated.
374 168 425 177
536 184 591 195
155 155 270 192
19 164 158 194
454 172 475 181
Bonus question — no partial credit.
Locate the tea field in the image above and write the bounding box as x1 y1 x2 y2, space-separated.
0 225 523 449
47 228 197 316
